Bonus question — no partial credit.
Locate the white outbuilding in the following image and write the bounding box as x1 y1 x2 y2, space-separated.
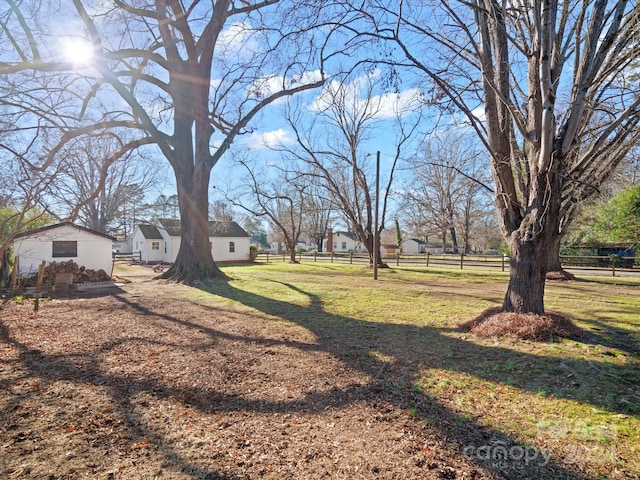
12 222 115 278
131 224 166 264
130 218 251 264
402 238 429 254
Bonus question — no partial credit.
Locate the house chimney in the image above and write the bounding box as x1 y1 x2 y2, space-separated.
327 228 333 253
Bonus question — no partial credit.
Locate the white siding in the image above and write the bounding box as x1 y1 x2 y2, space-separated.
145 239 164 263
131 228 147 262
154 222 250 263
165 235 182 263
131 226 165 263
211 236 250 262
112 239 132 254
326 232 364 253
402 239 424 254
13 224 113 277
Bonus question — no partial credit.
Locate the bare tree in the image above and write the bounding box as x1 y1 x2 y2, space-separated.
279 71 423 266
359 0 640 314
402 133 493 254
0 137 60 285
301 183 335 252
229 158 306 263
148 194 180 222
48 135 160 235
0 1 354 283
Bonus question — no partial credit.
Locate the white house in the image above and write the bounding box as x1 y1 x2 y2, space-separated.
132 218 251 263
112 238 132 254
131 224 166 264
402 238 429 254
12 222 115 277
323 229 366 253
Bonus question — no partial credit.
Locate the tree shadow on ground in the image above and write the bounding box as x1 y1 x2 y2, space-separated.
195 280 636 479
1 274 635 479
0 318 246 480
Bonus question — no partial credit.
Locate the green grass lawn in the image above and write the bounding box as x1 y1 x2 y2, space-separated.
198 261 640 477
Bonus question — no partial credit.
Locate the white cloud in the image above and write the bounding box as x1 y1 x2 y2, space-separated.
373 88 424 119
217 21 260 58
248 69 324 103
243 128 293 150
309 70 423 120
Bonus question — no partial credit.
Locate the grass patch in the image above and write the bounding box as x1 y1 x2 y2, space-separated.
216 262 640 476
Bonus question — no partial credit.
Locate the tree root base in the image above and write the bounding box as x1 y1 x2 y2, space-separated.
157 267 229 286
368 263 390 269
546 269 576 281
459 307 581 341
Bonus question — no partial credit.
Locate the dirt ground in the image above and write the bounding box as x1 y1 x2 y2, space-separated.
0 268 615 479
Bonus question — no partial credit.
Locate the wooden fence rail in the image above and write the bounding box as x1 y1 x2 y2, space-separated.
255 252 638 277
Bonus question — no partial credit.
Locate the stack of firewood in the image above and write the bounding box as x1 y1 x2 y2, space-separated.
26 260 110 286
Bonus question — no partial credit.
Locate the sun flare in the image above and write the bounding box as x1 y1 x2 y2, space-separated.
61 38 94 66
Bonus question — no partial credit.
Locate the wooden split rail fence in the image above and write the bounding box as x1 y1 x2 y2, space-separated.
255 252 638 277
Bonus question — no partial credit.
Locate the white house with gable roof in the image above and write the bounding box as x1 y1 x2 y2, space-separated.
131 218 251 263
12 222 115 277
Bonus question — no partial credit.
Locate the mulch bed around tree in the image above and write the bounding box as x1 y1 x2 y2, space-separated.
459 307 581 341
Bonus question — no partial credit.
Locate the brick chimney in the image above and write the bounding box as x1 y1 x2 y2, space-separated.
326 228 333 253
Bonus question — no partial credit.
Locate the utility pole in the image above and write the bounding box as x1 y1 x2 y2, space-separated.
374 150 380 280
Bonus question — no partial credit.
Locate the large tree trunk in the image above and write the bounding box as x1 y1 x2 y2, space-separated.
161 165 226 284
364 231 387 268
546 232 576 280
503 230 549 314
547 234 563 272
501 170 562 313
286 240 299 263
450 227 459 253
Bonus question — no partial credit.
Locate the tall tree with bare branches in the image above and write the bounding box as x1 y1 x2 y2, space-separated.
402 132 492 254
358 0 640 314
279 71 423 266
0 1 351 283
229 157 307 263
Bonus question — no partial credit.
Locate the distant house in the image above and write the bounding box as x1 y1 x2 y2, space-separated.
133 218 251 264
112 238 132 254
323 229 366 253
381 244 400 255
402 238 429 254
131 224 166 264
12 222 115 277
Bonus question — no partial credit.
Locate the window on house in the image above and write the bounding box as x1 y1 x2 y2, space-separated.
52 241 77 257
341 242 347 250
152 241 160 250
229 241 235 253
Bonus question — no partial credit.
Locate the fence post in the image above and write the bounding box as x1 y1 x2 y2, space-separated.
396 253 400 266
460 253 464 269
314 251 317 262
331 252 334 263
11 255 19 292
501 254 505 272
34 260 46 312
426 252 430 267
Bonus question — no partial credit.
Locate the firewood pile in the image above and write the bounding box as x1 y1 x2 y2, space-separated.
26 260 110 286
